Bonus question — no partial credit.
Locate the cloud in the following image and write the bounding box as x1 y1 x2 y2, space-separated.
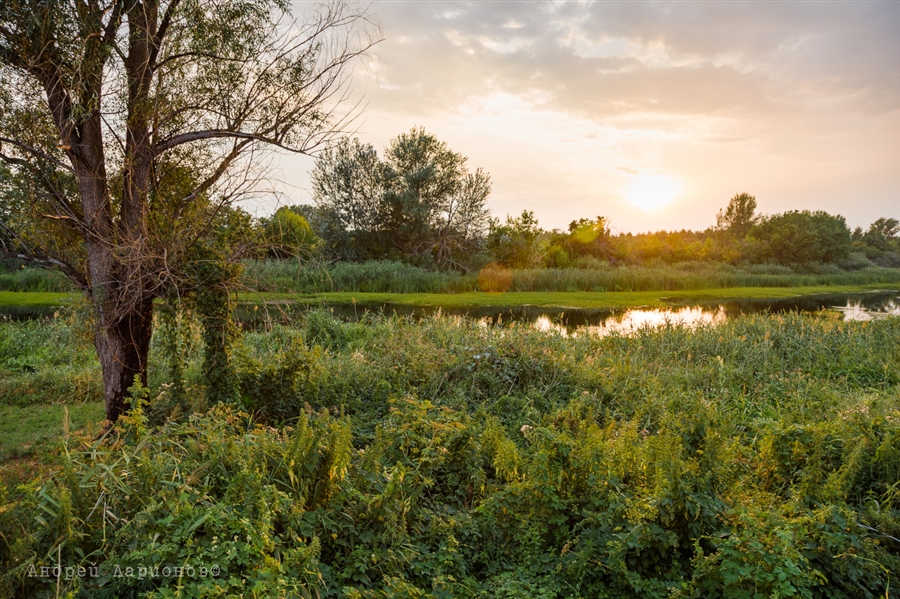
365 0 900 123
280 1 900 232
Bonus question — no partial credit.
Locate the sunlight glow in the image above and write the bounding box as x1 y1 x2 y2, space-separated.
622 173 683 211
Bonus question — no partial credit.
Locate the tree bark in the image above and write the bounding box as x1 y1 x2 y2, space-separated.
95 297 154 422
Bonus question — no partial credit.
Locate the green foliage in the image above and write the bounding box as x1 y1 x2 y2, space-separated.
716 193 758 239
195 281 241 406
312 129 490 268
263 208 322 259
557 216 612 262
0 311 101 407
861 218 900 252
1 405 348 598
753 211 853 266
238 335 324 422
487 211 542 268
181 206 255 407
243 259 478 294
2 312 899 597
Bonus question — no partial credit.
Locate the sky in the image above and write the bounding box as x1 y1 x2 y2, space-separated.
273 0 900 234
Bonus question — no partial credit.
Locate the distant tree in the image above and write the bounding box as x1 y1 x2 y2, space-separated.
717 193 758 239
286 204 325 234
862 217 900 251
564 216 612 259
752 210 851 265
310 137 387 260
311 128 490 268
262 207 321 259
487 210 543 268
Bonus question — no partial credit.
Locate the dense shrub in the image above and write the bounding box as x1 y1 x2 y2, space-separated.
2 313 898 597
874 251 900 268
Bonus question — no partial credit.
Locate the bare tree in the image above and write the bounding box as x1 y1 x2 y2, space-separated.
0 0 380 421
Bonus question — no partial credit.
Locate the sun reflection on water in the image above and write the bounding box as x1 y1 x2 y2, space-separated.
832 299 899 321
531 306 729 337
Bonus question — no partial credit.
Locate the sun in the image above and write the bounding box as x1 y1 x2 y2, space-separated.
623 173 682 211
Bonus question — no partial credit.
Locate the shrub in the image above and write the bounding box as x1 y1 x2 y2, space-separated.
2 312 899 598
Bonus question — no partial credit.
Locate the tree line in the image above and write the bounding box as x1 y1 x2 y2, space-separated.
269 132 899 271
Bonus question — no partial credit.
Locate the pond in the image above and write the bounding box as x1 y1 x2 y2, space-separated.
237 290 900 336
2 290 897 335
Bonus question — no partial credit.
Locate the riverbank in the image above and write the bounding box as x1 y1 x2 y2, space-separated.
4 283 898 314
247 283 900 310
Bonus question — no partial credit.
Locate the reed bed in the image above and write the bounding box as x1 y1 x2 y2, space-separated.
242 259 900 294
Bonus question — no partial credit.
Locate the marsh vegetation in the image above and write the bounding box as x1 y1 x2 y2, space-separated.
1 308 898 597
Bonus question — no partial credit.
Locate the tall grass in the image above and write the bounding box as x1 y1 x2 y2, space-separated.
243 259 900 294
3 259 898 295
508 262 900 291
0 315 101 407
0 267 73 292
2 310 897 598
242 259 477 293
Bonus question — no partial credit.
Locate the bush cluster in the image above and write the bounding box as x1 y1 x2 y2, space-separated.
1 311 898 597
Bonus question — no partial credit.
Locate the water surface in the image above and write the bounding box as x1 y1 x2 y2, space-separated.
2 291 896 335
238 290 900 336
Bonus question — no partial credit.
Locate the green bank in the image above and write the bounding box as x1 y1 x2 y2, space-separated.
243 283 900 310
3 283 899 312
0 291 76 308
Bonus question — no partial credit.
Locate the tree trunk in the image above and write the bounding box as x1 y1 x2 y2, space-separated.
95 297 154 423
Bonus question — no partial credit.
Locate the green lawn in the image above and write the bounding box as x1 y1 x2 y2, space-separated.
0 402 105 462
3 283 898 312
0 291 76 307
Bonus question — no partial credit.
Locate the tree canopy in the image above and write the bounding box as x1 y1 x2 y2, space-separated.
263 207 321 259
717 192 758 239
311 127 491 269
752 210 852 266
0 0 378 420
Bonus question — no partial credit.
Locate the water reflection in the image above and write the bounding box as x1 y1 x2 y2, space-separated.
2 291 898 336
232 290 900 337
531 307 729 336
831 297 899 321
576 306 728 337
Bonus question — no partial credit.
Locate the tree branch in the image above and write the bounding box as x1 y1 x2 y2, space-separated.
150 0 180 65
0 137 74 172
153 129 300 155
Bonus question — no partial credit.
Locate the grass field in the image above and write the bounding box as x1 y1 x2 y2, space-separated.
0 403 105 462
0 291 76 307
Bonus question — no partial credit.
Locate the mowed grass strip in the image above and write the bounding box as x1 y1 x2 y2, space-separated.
0 291 76 307
3 283 899 311
242 283 900 310
0 402 105 462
